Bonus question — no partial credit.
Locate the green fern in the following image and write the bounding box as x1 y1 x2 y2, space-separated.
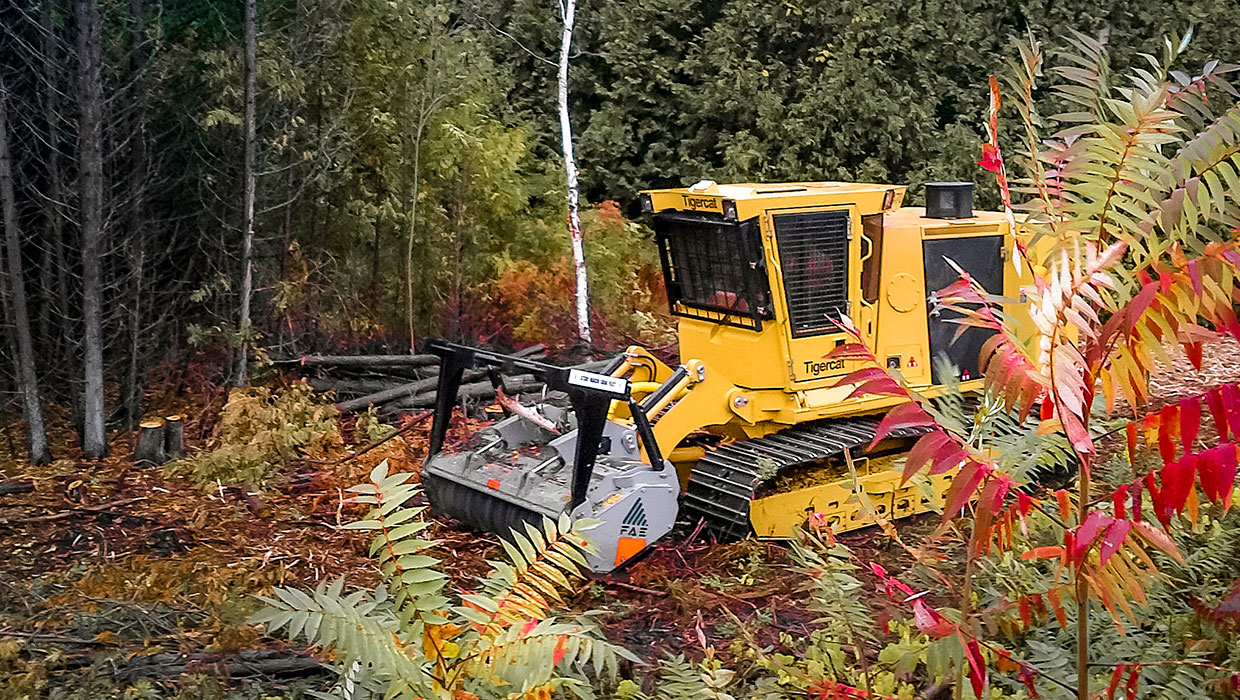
252 460 637 700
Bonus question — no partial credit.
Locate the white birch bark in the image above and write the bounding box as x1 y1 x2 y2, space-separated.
558 0 591 346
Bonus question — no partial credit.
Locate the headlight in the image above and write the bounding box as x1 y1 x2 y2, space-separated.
639 193 653 214
722 199 738 220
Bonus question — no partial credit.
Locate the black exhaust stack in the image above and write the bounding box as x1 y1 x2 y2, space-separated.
925 182 973 219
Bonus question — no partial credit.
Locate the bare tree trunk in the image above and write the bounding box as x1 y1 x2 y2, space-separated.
557 0 591 347
0 78 53 465
76 0 107 459
124 0 149 426
233 0 258 387
41 0 82 438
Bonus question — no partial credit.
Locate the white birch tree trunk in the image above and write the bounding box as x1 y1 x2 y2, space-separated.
558 0 591 346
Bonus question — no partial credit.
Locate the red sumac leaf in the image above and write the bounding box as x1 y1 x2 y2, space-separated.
1160 456 1197 517
1018 596 1032 628
845 377 905 400
979 476 1011 514
1184 341 1204 370
1131 481 1143 522
944 460 987 519
1158 406 1178 464
868 401 934 450
1022 546 1065 560
1179 397 1201 454
1073 511 1112 564
825 343 872 360
964 636 987 699
1099 519 1132 566
1214 442 1237 512
929 442 968 475
902 430 952 484
1144 472 1169 529
1222 384 1240 439
1113 485 1128 520
1108 664 1126 700
1207 388 1229 442
1125 664 1141 700
1132 520 1186 563
1125 422 1139 465
830 367 891 387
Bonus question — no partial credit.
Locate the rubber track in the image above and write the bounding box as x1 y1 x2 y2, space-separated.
681 415 931 538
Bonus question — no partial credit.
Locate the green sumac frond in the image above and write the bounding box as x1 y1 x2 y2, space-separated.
344 461 448 625
253 460 633 699
251 581 430 697
466 515 599 633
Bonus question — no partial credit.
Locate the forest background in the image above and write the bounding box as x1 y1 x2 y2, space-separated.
2 0 1240 458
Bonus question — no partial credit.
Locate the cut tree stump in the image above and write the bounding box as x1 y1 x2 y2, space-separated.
133 419 167 466
164 415 185 459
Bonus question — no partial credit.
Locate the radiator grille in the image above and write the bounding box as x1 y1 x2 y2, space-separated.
773 210 850 337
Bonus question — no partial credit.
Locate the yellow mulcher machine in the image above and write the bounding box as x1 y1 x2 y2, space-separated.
423 180 1031 572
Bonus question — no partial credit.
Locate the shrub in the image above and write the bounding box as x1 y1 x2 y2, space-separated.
167 382 342 489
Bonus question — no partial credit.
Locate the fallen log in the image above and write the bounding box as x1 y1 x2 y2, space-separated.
280 353 440 368
333 344 548 414
308 376 414 397
336 368 487 414
281 343 547 370
383 374 541 411
113 648 327 681
0 480 34 496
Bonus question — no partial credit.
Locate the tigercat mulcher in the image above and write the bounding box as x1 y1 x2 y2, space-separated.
422 180 1034 572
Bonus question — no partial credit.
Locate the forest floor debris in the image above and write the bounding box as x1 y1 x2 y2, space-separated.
2 340 1239 697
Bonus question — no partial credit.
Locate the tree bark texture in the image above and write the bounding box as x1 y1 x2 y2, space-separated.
163 415 185 459
132 419 166 465
76 0 108 459
124 0 149 426
557 0 591 346
233 0 258 387
0 78 53 464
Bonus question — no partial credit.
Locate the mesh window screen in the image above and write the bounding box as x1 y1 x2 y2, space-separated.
773 210 850 337
653 212 771 330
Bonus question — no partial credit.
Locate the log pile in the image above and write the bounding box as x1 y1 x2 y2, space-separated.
278 344 616 416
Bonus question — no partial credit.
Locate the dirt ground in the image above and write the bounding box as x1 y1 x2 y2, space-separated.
2 340 1238 696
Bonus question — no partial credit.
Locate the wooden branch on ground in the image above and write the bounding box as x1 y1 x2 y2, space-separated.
0 480 34 496
276 353 441 368
385 374 541 410
3 496 148 525
332 344 547 414
0 629 104 645
335 368 487 414
113 648 327 681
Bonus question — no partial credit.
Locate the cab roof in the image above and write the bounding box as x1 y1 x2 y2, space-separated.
643 180 896 201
